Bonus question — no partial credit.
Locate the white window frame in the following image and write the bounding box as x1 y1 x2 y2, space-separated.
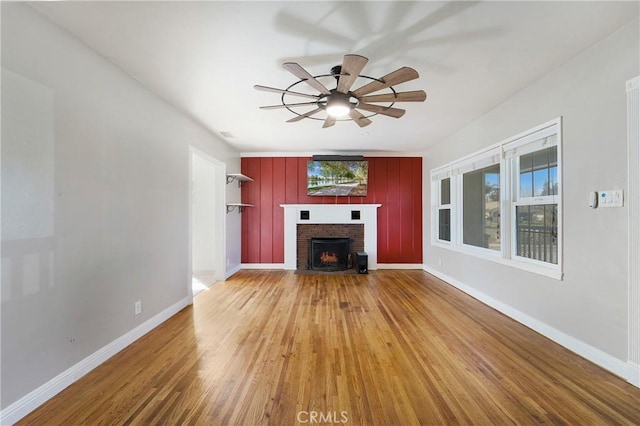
430 117 563 280
431 169 453 244
506 121 562 277
456 147 502 255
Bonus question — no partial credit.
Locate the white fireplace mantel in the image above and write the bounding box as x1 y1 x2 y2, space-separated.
281 204 382 270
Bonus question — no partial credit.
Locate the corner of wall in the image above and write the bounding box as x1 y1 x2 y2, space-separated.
0 297 190 425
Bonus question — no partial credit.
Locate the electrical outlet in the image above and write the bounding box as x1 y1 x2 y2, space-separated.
134 300 142 315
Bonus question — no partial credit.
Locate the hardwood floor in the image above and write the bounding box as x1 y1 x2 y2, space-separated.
19 270 640 425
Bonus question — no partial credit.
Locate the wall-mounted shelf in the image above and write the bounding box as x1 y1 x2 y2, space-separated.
226 173 254 187
226 203 254 213
226 173 253 213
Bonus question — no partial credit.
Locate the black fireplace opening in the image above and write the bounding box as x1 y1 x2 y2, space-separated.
309 237 350 271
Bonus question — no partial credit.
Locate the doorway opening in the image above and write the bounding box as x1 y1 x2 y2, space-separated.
190 148 225 299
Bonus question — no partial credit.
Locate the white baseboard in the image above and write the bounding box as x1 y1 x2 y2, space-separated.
238 263 423 271
240 263 285 270
0 297 190 425
628 361 640 387
422 264 638 387
377 263 423 270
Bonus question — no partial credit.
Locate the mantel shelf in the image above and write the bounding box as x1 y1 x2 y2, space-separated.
226 173 254 187
226 203 254 213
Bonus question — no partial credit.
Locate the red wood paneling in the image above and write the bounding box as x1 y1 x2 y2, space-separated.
271 158 286 263
372 158 389 261
259 159 274 263
297 158 308 203
240 157 249 262
386 158 401 262
285 158 299 204
242 158 262 263
412 157 424 262
241 157 422 264
398 158 415 263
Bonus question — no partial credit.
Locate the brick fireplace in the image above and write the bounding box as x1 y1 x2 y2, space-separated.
281 204 381 270
297 224 364 270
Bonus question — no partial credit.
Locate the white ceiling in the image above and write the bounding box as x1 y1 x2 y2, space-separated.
32 1 638 154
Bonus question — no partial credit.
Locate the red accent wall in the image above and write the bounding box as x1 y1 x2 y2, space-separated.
241 157 422 264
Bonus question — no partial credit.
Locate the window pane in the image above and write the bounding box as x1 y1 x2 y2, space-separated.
520 146 557 197
549 166 558 196
440 178 451 205
463 164 500 251
516 204 558 264
520 171 533 198
533 168 548 196
438 209 451 241
519 152 534 198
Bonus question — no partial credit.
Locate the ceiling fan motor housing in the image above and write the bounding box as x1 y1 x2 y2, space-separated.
331 65 343 80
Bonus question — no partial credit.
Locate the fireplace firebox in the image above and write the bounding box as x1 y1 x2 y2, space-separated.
309 238 350 271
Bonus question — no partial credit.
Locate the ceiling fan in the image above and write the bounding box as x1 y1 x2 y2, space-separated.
254 54 427 128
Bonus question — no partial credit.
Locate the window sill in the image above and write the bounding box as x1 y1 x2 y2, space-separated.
431 239 563 280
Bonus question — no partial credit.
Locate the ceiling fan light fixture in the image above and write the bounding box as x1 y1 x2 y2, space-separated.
324 91 354 118
326 100 351 118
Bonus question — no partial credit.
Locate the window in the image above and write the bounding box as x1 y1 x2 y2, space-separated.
462 164 500 251
432 171 452 243
438 177 451 241
431 118 562 279
509 136 559 265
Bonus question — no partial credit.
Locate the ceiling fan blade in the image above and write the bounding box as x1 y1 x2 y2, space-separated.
361 90 427 103
348 110 372 128
260 102 318 110
337 54 368 94
254 85 319 100
356 103 406 118
323 116 336 128
282 62 331 95
351 67 419 97
286 108 323 123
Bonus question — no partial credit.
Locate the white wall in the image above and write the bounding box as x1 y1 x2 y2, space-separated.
1 3 240 410
423 18 639 373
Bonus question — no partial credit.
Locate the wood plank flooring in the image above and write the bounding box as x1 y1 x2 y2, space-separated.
19 270 640 425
